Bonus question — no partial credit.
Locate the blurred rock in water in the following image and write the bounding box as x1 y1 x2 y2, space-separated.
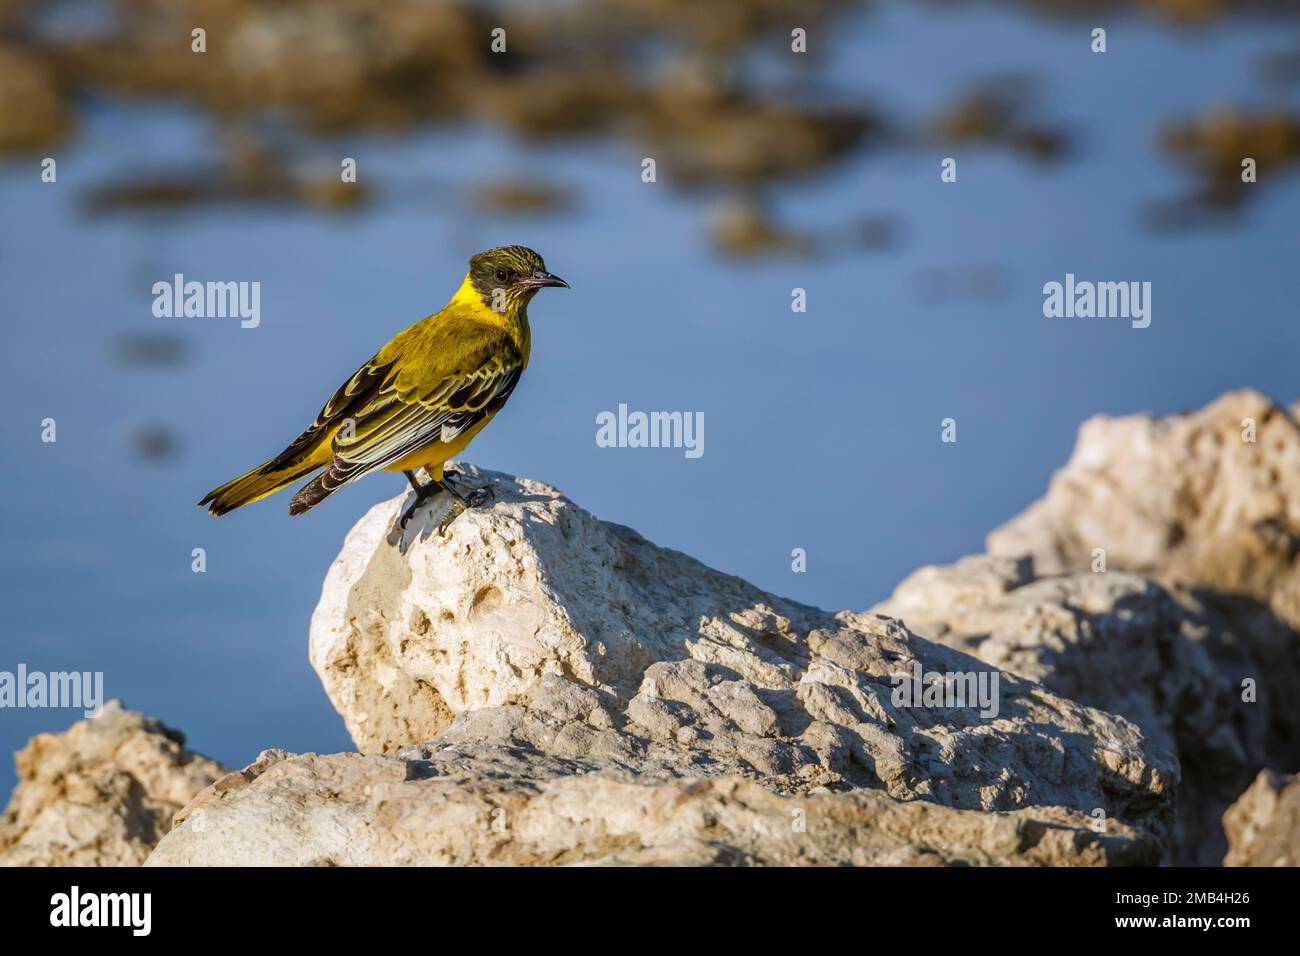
130 424 178 462
848 214 902 251
4 0 1294 240
930 76 1069 164
912 264 1010 305
472 179 575 216
108 332 189 369
1258 46 1300 87
708 197 901 259
83 133 371 215
0 45 70 151
1146 109 1300 229
709 196 814 257
0 0 876 238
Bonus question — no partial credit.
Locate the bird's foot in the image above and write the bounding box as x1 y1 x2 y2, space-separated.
440 475 493 510
426 478 491 535
464 487 492 508
399 470 445 529
395 470 491 535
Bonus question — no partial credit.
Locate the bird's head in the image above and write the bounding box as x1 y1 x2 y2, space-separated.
467 245 568 317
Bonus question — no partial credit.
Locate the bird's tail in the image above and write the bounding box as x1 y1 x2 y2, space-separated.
199 457 323 516
287 466 347 516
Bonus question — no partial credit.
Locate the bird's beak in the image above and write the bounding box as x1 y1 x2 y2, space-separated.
517 269 569 289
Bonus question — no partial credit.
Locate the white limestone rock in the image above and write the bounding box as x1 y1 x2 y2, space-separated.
307 465 1175 844
146 746 1160 867
0 701 224 867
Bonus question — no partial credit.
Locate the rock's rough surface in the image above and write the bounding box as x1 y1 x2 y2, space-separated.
987 390 1300 762
1223 769 1300 866
980 390 1300 861
988 390 1300 582
874 555 1256 864
877 558 1226 748
0 702 224 867
304 466 1174 851
147 746 1159 867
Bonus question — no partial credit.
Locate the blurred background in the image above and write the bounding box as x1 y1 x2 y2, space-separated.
2 0 1299 790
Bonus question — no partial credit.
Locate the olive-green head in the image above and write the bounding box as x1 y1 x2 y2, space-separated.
468 245 568 315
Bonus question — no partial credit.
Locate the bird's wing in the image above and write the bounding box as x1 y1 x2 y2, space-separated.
267 355 397 469
316 337 524 491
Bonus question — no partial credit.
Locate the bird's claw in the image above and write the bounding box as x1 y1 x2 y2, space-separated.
436 501 467 536
440 475 492 510
398 499 422 530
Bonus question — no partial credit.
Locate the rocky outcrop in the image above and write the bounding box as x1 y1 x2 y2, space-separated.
987 391 1300 760
874 555 1256 864
29 393 1300 867
233 464 1177 866
977 390 1300 861
874 557 1233 754
0 702 223 867
1223 769 1299 866
145 745 1158 867
988 391 1300 582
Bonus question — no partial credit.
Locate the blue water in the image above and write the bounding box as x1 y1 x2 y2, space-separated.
2 5 1298 791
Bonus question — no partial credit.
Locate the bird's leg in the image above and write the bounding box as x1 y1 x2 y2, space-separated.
398 469 443 528
404 470 435 495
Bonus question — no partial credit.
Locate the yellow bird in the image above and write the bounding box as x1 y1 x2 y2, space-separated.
199 245 567 525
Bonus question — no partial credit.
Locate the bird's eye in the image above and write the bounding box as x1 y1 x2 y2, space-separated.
494 269 508 283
